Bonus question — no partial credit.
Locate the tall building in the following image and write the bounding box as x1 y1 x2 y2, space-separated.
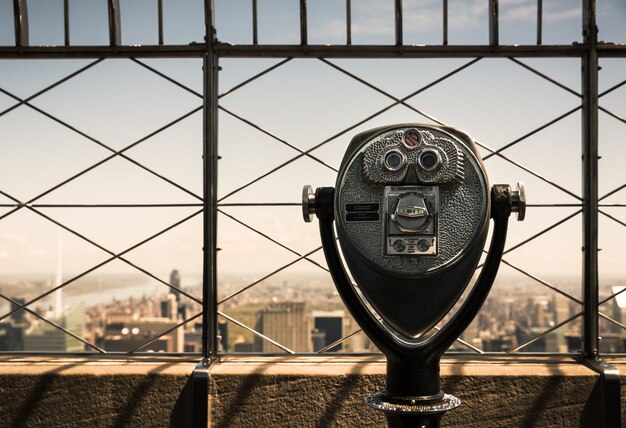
54 234 64 320
218 321 228 352
101 314 184 352
311 329 326 352
552 294 571 325
23 303 85 352
160 294 179 320
10 298 27 324
255 302 310 353
168 269 187 320
459 317 481 351
169 269 181 301
610 286 626 335
311 310 344 352
0 299 29 351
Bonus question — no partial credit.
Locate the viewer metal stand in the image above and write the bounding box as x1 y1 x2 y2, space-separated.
310 185 519 427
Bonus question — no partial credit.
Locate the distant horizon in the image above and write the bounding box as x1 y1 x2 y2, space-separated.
0 269 618 284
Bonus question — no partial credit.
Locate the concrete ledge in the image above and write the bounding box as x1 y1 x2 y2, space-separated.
0 355 622 427
0 356 197 427
209 355 604 427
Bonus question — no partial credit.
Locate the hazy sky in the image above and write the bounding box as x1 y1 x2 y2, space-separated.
0 1 625 294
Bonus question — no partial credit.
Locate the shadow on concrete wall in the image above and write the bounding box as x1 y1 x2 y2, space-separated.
9 363 82 428
313 355 380 427
170 375 193 427
214 357 276 428
110 362 182 428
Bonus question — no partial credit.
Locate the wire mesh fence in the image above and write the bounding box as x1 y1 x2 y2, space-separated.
0 0 625 358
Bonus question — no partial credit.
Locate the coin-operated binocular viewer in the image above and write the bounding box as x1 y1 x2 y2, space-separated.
302 124 525 428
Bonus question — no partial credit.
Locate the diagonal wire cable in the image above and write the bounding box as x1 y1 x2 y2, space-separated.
218 106 338 173
599 106 626 125
0 100 203 224
482 105 582 161
218 245 325 305
502 209 581 256
508 311 582 353
508 57 582 98
131 58 204 98
599 312 626 332
499 258 582 305
599 78 626 98
218 58 482 203
600 183 626 203
599 210 626 229
433 325 484 353
0 208 204 323
219 311 295 354
474 139 581 200
476 210 582 272
0 59 104 118
316 328 364 354
128 312 202 353
218 208 329 272
599 287 626 308
510 310 625 353
218 58 295 99
0 292 107 353
318 58 451 126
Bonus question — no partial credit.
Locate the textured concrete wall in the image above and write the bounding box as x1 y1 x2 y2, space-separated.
0 357 196 428
0 355 621 428
209 356 603 428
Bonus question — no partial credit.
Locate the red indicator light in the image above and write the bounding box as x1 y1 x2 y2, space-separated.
404 130 421 148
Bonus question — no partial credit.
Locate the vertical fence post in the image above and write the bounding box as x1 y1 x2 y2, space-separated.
536 0 543 45
300 0 308 45
443 0 448 46
581 0 599 360
63 0 70 46
346 0 352 45
157 0 164 45
252 0 258 45
203 0 219 361
108 0 121 46
489 0 499 47
394 0 403 46
13 0 29 47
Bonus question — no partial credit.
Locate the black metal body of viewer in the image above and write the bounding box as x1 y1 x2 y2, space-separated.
303 124 525 427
